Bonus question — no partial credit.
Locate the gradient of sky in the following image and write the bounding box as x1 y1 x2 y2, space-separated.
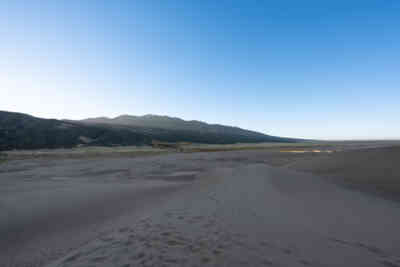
1 1 399 140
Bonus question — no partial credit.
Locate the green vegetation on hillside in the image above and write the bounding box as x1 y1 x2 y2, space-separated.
0 111 150 151
0 111 299 151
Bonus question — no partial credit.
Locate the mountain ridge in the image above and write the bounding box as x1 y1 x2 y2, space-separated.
0 110 300 151
84 114 245 130
81 114 260 133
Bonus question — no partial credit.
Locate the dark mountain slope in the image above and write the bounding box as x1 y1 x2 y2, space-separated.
0 111 150 150
81 114 297 144
0 111 298 151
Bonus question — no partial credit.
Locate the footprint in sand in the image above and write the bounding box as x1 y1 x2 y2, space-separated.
64 252 81 263
355 242 385 256
201 256 212 263
262 259 274 266
299 259 311 265
118 227 130 233
282 248 292 255
260 241 272 247
381 259 400 267
90 256 108 263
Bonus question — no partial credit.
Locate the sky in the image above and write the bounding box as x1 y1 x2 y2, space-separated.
1 1 399 140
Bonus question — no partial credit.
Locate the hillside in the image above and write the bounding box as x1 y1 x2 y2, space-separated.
83 114 268 136
80 115 297 144
0 111 298 151
0 111 150 151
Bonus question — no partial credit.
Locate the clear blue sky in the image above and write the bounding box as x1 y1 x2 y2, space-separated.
1 1 399 140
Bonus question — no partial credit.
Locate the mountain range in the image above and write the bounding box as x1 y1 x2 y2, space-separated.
0 110 299 151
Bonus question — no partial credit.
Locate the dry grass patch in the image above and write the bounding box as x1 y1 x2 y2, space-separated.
2 146 171 160
181 142 323 153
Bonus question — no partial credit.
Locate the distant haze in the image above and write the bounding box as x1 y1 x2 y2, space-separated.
1 1 399 140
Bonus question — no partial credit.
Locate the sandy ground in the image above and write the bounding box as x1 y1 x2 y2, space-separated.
1 143 400 267
286 146 400 201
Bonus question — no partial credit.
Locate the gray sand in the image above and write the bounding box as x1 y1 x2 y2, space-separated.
1 145 400 267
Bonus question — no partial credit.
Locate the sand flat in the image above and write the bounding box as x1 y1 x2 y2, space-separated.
1 144 400 267
45 163 400 267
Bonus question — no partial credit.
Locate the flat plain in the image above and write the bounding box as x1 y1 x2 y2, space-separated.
1 141 400 267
